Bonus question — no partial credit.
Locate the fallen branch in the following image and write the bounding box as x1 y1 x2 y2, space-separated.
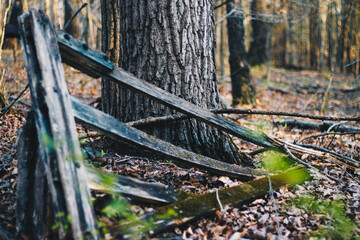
275 119 360 132
298 144 359 168
268 137 359 169
297 131 360 144
128 109 360 128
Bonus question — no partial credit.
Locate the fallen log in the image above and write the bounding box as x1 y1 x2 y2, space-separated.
71 96 264 180
18 9 99 239
119 168 310 237
275 119 360 132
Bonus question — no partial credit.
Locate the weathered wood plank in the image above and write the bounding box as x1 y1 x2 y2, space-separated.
57 30 114 78
16 113 50 239
71 97 264 179
18 9 99 239
56 31 274 149
122 168 310 236
86 167 183 204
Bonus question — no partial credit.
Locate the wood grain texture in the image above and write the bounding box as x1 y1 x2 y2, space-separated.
18 9 99 239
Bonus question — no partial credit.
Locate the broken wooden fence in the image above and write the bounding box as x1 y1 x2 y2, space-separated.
16 9 311 239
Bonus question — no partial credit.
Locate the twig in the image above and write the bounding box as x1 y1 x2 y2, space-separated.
0 83 29 118
327 121 348 133
297 131 360 144
215 189 225 213
283 144 338 182
64 3 88 32
326 121 348 149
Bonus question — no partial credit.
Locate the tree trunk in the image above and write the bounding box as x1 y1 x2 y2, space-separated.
337 0 349 73
326 2 335 71
288 1 295 66
248 0 269 66
226 0 255 106
309 0 320 70
101 0 248 165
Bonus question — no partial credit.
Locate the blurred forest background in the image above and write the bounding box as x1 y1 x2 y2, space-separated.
1 0 359 83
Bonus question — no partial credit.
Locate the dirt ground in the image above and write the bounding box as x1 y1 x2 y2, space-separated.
1 49 360 239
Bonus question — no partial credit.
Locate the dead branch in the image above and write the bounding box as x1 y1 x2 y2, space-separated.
275 119 360 132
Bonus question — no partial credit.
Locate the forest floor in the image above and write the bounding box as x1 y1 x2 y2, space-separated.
1 49 360 239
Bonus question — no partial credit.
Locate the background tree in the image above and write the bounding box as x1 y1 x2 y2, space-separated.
309 0 321 70
226 0 255 105
248 0 269 66
101 0 248 164
64 0 81 37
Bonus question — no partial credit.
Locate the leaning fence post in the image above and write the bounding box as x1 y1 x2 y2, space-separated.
17 9 99 239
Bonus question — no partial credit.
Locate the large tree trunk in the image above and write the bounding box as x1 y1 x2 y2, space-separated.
309 0 320 70
226 0 255 106
101 0 248 165
248 0 269 66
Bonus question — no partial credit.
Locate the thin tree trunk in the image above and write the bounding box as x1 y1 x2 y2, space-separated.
101 0 249 165
226 0 255 105
248 0 269 66
309 0 320 70
326 2 335 71
288 1 295 66
337 0 348 73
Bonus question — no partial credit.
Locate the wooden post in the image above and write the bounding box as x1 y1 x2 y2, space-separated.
17 9 99 239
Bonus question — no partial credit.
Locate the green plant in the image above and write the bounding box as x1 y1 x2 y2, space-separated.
292 195 356 239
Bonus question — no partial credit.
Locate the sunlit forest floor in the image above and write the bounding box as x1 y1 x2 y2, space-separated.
1 49 360 239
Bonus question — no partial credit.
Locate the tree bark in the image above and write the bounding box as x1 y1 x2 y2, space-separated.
101 0 248 165
248 0 269 66
226 0 255 105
